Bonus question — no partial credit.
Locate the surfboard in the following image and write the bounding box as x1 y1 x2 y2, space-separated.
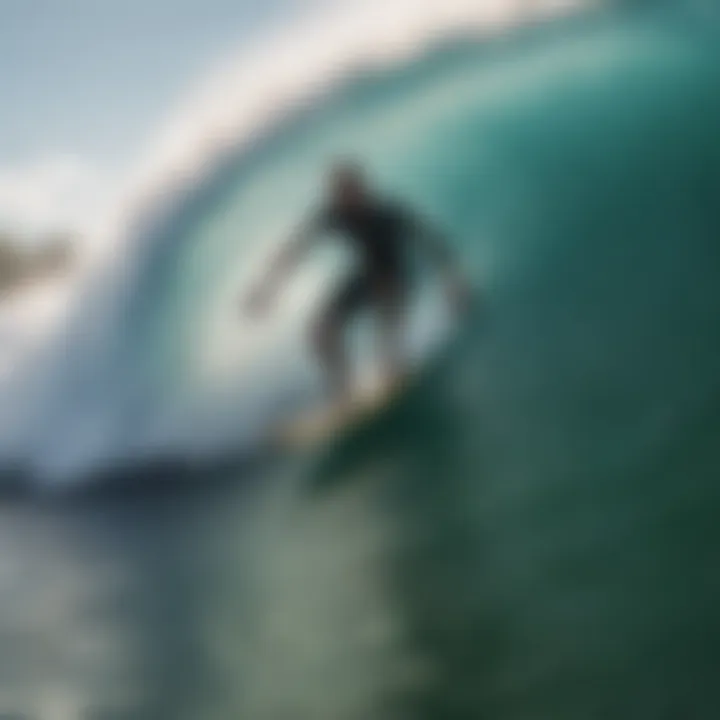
275 373 412 450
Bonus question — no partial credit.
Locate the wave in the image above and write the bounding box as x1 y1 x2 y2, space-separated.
123 0 584 225
0 0 588 488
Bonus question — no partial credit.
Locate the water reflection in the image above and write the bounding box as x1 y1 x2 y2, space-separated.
0 458 425 720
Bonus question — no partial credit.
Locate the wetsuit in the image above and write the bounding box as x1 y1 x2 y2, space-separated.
306 198 452 325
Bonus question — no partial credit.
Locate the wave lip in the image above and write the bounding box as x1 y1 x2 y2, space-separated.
120 0 587 239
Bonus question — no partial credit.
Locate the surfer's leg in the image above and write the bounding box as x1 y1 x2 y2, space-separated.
375 277 409 384
310 274 369 402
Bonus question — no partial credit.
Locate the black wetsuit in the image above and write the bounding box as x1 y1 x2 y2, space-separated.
310 198 449 323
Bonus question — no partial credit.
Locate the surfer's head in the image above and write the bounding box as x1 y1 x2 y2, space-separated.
328 159 368 210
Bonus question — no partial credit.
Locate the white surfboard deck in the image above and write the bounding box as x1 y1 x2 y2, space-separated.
275 374 411 450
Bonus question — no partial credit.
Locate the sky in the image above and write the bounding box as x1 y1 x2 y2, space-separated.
0 0 302 237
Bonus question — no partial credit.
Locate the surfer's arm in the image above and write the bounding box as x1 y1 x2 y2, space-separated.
267 220 320 288
246 213 326 314
407 210 472 312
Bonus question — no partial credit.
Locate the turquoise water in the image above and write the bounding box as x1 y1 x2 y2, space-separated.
3 7 720 719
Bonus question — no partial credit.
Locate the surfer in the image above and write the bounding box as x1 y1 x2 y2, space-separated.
246 161 470 402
